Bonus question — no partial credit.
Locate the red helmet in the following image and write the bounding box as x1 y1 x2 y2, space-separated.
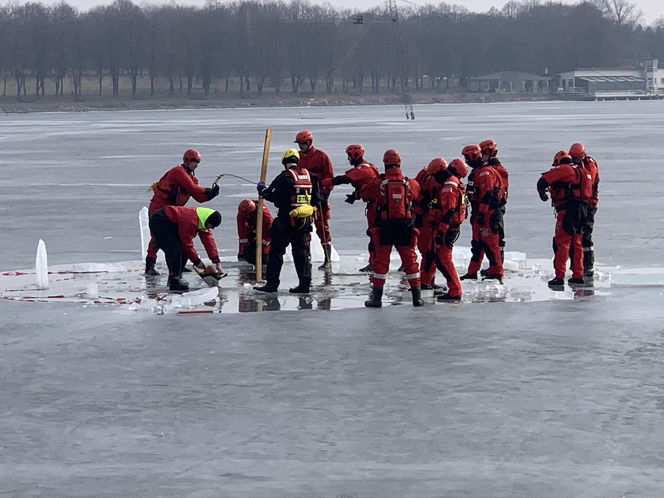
382 148 401 166
569 142 586 160
294 130 313 144
553 150 572 166
479 139 498 157
238 199 256 217
448 158 469 178
461 144 482 163
345 144 365 161
183 149 201 163
426 157 447 175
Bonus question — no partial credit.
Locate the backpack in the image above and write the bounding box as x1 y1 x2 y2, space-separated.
378 178 413 223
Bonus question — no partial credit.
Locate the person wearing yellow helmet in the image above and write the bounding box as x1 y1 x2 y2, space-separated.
254 147 320 294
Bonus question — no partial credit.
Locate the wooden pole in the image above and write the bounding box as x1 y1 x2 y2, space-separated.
255 128 272 282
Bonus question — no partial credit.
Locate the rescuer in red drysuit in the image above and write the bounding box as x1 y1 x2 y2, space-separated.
322 144 380 273
363 148 423 308
295 130 335 269
148 206 222 291
145 148 219 276
537 150 591 287
429 158 469 301
460 144 505 282
236 199 273 266
415 157 450 293
569 142 600 277
480 138 509 266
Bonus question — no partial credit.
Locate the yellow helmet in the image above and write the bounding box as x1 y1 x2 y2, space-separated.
282 148 300 161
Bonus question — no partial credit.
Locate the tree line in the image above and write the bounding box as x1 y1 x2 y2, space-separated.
0 0 662 99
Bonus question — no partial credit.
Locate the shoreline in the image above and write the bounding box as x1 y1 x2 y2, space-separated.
0 91 577 114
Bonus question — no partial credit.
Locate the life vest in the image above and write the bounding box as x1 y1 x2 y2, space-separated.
451 183 468 226
286 166 313 208
377 177 413 223
465 168 477 204
571 165 593 202
432 178 467 226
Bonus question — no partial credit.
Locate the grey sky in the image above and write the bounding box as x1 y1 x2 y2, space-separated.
36 0 664 24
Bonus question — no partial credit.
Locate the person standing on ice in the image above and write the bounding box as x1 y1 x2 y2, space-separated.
148 206 223 291
254 148 318 294
460 144 504 283
428 158 469 301
415 157 450 294
322 144 379 273
363 149 423 308
145 149 219 276
569 142 599 277
236 199 273 266
537 150 590 287
480 139 508 265
295 130 335 269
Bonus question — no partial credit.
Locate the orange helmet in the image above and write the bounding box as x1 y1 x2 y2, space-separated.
238 199 256 217
448 158 469 178
426 157 447 175
294 130 313 144
479 139 497 158
345 144 365 161
553 150 572 166
382 148 401 166
461 144 482 163
569 142 586 160
183 148 201 163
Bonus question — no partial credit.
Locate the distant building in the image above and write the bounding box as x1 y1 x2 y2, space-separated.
557 60 664 98
467 71 552 93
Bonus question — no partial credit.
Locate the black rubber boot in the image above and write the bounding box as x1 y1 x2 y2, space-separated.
145 256 160 276
548 277 564 287
437 293 461 302
168 275 189 291
289 279 311 294
318 244 332 270
460 272 478 281
254 281 279 293
568 277 585 285
411 287 424 307
358 263 373 273
364 287 383 308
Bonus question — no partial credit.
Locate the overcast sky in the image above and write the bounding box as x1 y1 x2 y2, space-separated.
36 0 664 24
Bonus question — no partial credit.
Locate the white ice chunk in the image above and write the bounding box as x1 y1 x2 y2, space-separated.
139 206 163 263
139 206 150 259
503 259 520 272
610 268 664 287
170 287 219 308
86 282 99 299
35 239 49 289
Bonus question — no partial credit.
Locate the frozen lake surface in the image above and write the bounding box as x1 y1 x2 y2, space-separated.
1 102 663 496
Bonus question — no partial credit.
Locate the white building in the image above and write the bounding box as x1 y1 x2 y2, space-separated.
557 60 664 98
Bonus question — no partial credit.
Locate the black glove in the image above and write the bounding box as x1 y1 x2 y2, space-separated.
256 181 266 195
345 193 357 205
207 184 220 199
539 191 548 202
477 213 485 225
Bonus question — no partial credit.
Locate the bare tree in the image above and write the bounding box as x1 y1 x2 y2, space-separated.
591 0 642 27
